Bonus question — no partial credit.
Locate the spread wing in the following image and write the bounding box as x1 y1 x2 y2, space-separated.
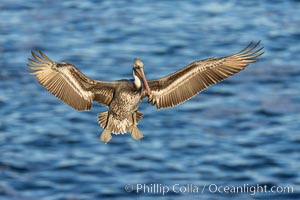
27 51 117 110
145 41 264 109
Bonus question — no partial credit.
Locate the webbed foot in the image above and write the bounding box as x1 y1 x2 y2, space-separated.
100 129 112 144
129 126 144 141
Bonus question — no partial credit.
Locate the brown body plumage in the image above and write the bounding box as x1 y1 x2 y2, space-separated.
27 41 264 143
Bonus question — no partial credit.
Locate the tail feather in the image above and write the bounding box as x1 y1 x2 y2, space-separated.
109 119 128 134
98 111 143 133
98 111 144 142
98 111 109 128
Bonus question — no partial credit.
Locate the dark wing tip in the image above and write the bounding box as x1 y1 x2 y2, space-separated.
30 50 45 63
39 50 54 63
236 41 264 61
28 50 55 69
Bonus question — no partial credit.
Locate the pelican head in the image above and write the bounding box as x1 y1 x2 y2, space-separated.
133 58 151 96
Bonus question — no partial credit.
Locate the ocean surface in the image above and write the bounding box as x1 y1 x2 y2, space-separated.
0 0 300 199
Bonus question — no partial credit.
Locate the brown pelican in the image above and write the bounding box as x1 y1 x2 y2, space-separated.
27 41 263 143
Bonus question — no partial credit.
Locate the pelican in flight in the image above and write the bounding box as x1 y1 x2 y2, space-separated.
27 41 263 143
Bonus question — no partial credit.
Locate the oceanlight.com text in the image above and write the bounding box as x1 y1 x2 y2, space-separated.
124 183 294 196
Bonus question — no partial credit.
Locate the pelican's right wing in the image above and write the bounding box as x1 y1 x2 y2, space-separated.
144 41 264 109
27 51 116 110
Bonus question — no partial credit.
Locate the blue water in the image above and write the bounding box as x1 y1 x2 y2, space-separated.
1 1 300 199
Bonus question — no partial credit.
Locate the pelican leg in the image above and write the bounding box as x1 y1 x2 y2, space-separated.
99 114 112 144
132 111 137 126
129 112 144 141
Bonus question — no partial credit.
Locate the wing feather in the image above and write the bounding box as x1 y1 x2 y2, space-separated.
146 41 264 109
28 51 116 110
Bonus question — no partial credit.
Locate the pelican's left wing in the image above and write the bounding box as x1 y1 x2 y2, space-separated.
144 41 264 109
27 51 116 110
